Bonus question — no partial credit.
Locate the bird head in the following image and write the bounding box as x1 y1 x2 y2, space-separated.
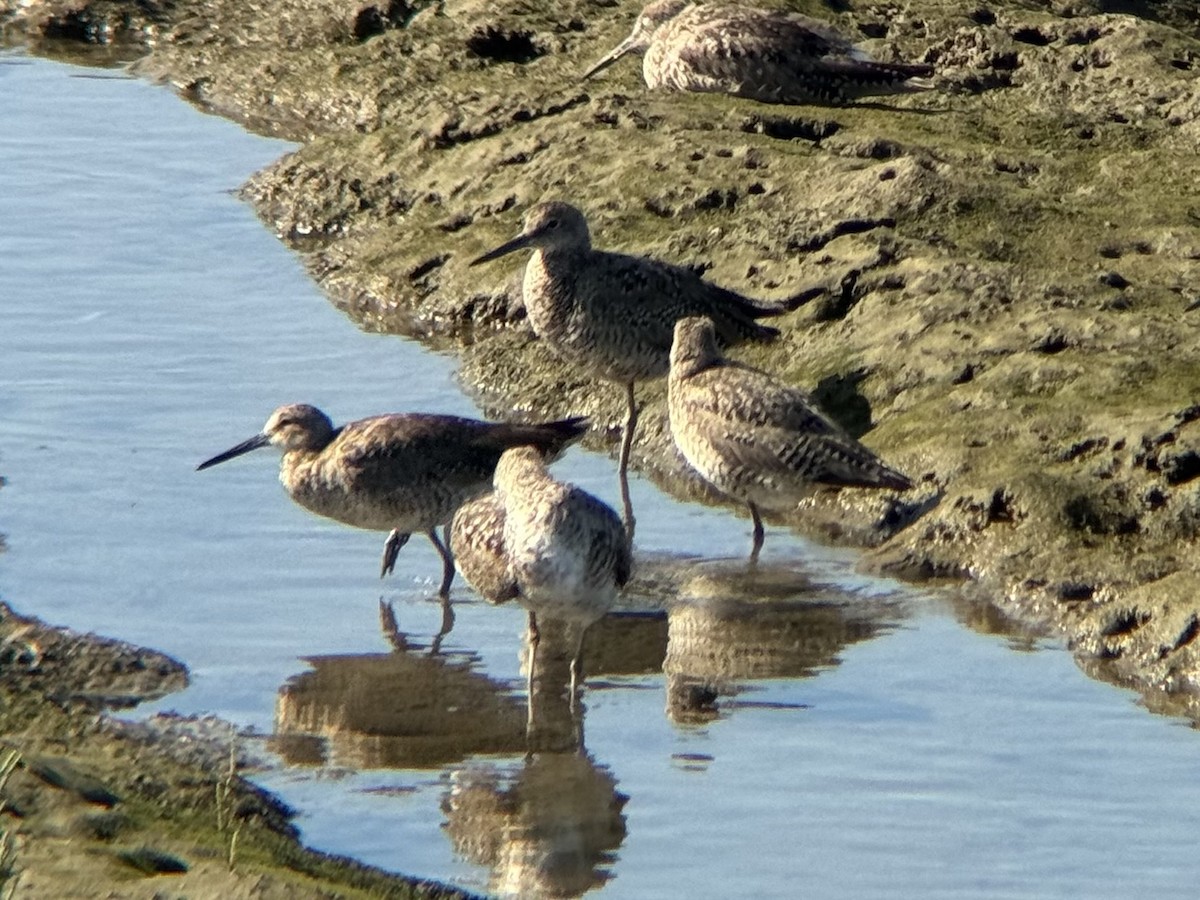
581 0 691 80
470 201 591 266
669 316 723 379
197 403 335 470
493 445 550 495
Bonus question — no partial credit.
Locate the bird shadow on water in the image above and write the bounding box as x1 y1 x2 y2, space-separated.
446 615 629 898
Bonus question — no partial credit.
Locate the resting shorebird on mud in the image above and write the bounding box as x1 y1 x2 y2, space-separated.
668 317 912 562
471 200 803 541
583 0 934 105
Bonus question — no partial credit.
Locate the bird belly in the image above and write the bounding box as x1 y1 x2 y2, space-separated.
284 465 483 533
510 537 614 625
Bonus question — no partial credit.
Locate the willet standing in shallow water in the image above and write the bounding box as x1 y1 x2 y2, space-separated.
490 446 632 711
470 200 801 540
583 0 934 105
197 404 587 599
668 317 912 562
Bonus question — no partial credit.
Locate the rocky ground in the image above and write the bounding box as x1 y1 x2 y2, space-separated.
3 0 1200 781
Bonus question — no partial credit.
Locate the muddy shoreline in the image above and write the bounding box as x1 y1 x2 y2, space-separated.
0 601 480 897
2 0 1200 878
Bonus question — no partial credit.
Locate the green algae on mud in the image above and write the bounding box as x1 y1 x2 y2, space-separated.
4 0 1200 721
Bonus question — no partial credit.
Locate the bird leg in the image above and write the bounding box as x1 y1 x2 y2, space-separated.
748 502 764 565
380 529 411 578
617 381 638 543
526 611 540 733
425 528 456 598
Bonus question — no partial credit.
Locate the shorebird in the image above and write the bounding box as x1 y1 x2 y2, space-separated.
491 446 632 707
668 317 912 561
196 404 587 596
582 0 934 105
470 200 801 539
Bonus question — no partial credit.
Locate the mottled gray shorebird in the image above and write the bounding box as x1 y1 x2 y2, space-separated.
668 317 912 561
196 404 587 597
490 446 632 706
582 0 934 105
470 200 801 539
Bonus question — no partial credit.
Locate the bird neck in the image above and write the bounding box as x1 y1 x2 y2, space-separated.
671 333 724 379
536 240 589 268
279 429 337 478
495 453 550 498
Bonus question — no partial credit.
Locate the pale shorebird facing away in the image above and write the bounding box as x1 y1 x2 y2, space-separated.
582 0 934 105
668 317 912 561
470 200 803 540
196 404 587 597
479 446 632 710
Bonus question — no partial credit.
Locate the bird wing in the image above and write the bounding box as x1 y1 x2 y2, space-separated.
683 364 911 490
576 487 634 588
692 362 847 435
592 249 778 345
670 8 930 102
673 7 855 71
333 415 500 495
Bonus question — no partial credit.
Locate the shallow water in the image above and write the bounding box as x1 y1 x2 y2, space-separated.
3 51 1200 898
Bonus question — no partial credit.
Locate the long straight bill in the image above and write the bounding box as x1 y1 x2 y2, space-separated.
196 433 270 471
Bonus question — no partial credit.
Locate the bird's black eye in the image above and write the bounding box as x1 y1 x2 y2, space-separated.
547 218 560 229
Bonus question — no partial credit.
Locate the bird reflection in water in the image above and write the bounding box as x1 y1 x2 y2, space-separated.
271 643 528 769
663 561 905 724
444 615 628 899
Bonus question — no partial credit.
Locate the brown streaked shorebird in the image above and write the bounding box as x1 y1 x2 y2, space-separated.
491 446 632 708
470 200 802 540
196 404 587 597
668 317 912 562
582 0 934 105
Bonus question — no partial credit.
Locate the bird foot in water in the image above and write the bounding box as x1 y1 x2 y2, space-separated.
380 530 411 578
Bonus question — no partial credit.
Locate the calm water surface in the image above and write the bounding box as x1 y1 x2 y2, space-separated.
2 52 1200 898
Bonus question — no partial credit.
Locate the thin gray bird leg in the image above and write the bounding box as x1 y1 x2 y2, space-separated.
748 502 764 565
617 381 638 542
526 611 540 734
425 527 456 598
569 625 588 715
